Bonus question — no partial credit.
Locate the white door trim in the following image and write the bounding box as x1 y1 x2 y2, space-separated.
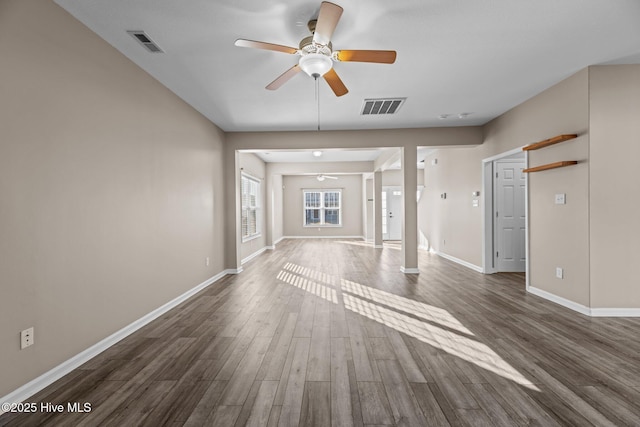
481 147 529 282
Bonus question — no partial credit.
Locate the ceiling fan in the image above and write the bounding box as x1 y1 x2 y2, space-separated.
234 1 397 97
315 174 338 181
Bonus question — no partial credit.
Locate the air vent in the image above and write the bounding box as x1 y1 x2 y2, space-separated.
127 31 164 53
361 98 405 115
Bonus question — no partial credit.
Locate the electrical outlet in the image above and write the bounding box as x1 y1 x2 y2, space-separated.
205 257 210 266
556 267 564 279
21 327 34 349
555 193 566 205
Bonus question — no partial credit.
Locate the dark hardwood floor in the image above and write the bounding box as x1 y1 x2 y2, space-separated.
2 239 640 426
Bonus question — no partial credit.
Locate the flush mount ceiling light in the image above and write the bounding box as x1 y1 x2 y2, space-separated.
299 53 333 78
312 150 323 157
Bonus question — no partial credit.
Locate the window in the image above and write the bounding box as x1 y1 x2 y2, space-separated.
304 189 341 226
241 174 261 240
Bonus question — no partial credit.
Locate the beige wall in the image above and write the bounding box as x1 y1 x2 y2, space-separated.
269 172 284 244
0 0 226 396
226 127 483 151
489 69 590 305
382 169 425 187
422 70 590 305
239 153 267 261
589 65 640 308
422 147 486 265
282 175 363 237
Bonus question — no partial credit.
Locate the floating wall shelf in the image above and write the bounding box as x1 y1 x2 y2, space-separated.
523 134 577 151
523 161 578 173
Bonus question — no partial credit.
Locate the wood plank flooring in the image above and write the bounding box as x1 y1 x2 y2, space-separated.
2 238 640 426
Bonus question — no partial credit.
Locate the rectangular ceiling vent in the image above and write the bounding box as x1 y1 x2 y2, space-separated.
361 98 405 115
127 31 164 53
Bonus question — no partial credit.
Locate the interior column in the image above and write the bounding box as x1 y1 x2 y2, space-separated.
264 165 273 249
374 170 383 248
223 148 242 273
401 145 419 273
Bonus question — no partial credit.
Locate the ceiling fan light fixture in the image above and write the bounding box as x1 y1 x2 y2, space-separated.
317 175 326 181
299 53 333 78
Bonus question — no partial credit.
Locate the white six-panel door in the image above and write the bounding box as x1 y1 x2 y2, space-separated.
494 161 526 272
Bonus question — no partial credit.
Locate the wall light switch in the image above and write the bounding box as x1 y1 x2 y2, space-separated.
556 267 564 279
555 193 566 205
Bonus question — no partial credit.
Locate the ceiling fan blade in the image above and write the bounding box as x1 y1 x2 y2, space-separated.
324 175 338 179
334 50 397 64
266 65 302 90
234 39 298 54
323 68 348 97
313 2 343 46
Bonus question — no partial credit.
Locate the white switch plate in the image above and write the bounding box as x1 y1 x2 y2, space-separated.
205 257 210 266
472 200 479 207
555 193 566 204
21 327 34 349
556 267 564 279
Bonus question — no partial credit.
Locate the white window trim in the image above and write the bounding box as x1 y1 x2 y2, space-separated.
241 172 262 242
302 189 343 227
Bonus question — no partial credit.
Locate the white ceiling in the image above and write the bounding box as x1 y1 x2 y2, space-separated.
248 148 383 163
244 147 433 170
55 0 640 134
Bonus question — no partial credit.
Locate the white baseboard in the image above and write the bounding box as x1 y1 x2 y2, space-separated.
522 287 640 317
226 267 243 274
435 251 483 273
241 246 267 265
281 235 365 240
0 270 230 412
527 287 591 316
266 236 285 251
400 266 420 274
590 308 640 317
374 245 383 249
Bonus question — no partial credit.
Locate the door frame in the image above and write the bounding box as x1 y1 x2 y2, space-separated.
481 147 530 289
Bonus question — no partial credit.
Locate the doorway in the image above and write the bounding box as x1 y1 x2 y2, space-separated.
382 186 402 240
494 158 526 272
482 148 528 279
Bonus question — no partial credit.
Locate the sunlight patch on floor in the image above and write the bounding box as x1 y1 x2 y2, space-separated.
276 269 338 304
342 294 539 390
276 261 539 391
283 262 336 286
340 278 473 336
